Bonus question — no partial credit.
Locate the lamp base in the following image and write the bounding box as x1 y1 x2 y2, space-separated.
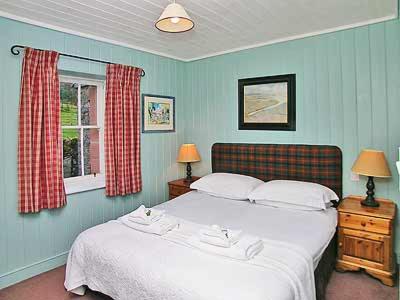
184 162 193 183
360 176 379 207
361 198 380 207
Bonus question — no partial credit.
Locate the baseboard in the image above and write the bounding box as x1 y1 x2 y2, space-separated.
0 251 69 289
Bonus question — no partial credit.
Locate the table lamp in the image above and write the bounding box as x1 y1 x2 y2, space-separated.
351 149 391 207
177 144 201 182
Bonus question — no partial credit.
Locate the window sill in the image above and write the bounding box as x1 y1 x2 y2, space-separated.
64 174 105 195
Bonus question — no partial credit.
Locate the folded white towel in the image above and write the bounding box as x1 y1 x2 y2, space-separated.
188 234 264 260
120 215 178 235
199 225 242 248
128 205 165 225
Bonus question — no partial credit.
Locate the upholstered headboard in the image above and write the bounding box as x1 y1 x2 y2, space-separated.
211 143 343 199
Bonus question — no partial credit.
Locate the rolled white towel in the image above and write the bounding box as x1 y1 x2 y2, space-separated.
188 234 264 260
128 205 165 225
199 225 242 248
120 215 178 235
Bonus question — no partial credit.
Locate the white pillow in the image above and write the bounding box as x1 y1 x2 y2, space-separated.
190 173 263 200
248 180 339 210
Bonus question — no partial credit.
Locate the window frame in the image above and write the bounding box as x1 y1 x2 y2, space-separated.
60 75 106 195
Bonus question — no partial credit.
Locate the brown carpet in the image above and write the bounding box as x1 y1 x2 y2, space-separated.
0 265 397 300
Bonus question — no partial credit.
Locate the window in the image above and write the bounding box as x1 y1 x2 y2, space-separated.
60 75 105 194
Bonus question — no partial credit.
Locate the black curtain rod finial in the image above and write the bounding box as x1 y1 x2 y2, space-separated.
10 44 145 77
11 45 24 56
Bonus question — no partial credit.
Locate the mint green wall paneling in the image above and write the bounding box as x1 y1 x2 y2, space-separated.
208 57 217 146
0 17 185 288
221 54 234 142
370 23 390 197
206 58 220 146
316 38 331 144
163 60 171 201
192 62 204 141
197 61 207 163
283 42 299 142
162 59 173 203
176 61 186 178
64 35 90 73
288 40 305 143
173 59 181 182
339 30 361 196
4 22 24 274
327 35 344 147
354 27 373 150
303 39 318 144
206 59 217 149
184 60 191 141
88 41 102 75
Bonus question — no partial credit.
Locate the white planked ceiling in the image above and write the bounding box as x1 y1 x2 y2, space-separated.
0 0 397 61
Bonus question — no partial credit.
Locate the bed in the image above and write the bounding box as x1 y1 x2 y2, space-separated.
65 143 342 300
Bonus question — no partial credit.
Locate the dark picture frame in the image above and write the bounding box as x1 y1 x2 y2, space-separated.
142 94 175 133
238 74 296 131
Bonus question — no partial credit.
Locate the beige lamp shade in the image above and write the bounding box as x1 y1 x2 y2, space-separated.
155 2 194 33
351 149 391 178
177 144 201 163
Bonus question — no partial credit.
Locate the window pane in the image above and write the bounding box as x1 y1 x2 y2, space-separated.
81 85 97 126
83 128 100 176
63 129 82 178
60 82 78 126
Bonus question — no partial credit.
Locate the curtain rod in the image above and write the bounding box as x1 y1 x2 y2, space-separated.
10 45 146 77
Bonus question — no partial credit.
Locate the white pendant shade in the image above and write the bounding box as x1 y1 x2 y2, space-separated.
155 2 194 33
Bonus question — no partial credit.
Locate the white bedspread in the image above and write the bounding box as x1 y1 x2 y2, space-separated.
65 217 315 300
157 191 338 266
65 191 337 300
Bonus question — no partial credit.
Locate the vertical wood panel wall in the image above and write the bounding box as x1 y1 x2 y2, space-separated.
182 18 400 253
0 17 185 288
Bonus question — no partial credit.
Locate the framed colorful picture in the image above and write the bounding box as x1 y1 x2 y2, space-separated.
238 74 296 131
142 94 175 133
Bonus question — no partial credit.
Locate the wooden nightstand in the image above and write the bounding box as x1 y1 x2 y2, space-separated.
336 195 396 286
168 177 200 200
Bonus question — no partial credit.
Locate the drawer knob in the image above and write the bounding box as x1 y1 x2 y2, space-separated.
361 221 366 227
339 242 343 247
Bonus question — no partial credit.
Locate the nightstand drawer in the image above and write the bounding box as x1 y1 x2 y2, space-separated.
339 212 391 235
169 185 191 196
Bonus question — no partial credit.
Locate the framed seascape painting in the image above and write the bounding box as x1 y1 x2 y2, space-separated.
238 74 296 131
142 94 175 133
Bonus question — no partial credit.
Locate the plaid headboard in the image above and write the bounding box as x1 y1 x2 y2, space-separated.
211 143 343 199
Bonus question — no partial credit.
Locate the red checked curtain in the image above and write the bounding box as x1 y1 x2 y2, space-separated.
18 48 66 213
104 64 142 196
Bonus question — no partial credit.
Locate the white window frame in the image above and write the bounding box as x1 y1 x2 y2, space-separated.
60 75 105 194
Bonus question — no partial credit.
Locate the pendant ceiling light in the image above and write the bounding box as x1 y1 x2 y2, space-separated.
155 0 194 33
